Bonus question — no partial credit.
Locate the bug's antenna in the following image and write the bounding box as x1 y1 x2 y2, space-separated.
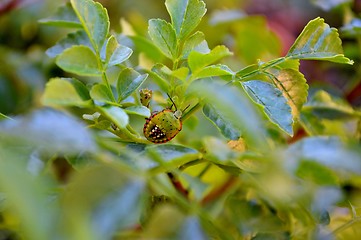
166 93 177 110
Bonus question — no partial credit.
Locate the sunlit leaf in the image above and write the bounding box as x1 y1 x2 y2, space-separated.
272 69 309 121
0 113 11 120
100 106 129 129
194 64 234 80
117 68 148 101
42 78 92 107
46 31 92 58
188 45 232 74
39 3 81 28
124 106 151 118
243 80 293 135
165 0 207 40
56 45 102 76
70 0 109 52
181 31 210 59
148 19 177 59
286 17 353 64
202 103 241 140
0 109 97 153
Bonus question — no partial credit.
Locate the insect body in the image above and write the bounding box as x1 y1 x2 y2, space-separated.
143 109 182 143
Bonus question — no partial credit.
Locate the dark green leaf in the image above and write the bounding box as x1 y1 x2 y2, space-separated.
90 84 114 104
101 106 129 129
42 78 92 107
181 31 210 59
46 30 92 58
117 68 148 101
105 36 133 67
243 80 293 135
124 106 151 118
38 3 81 28
70 0 109 52
286 136 361 174
286 17 353 64
303 90 361 119
148 19 177 59
165 0 207 40
188 45 232 74
203 103 241 140
56 45 102 76
0 109 97 153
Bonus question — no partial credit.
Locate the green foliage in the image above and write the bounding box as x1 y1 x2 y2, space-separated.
0 0 360 240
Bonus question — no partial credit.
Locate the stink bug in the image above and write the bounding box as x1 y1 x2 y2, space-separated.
143 94 188 144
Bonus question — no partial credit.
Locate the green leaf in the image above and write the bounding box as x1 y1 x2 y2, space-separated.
0 109 97 153
303 90 361 119
148 19 177 59
203 103 241 140
272 69 309 121
101 106 129 129
124 106 151 118
296 160 339 185
105 36 133 67
311 0 352 11
188 45 232 74
243 80 293 135
117 68 148 101
56 45 102 76
146 144 201 171
286 17 353 64
0 112 11 120
181 31 210 59
46 30 92 58
38 3 81 28
70 0 109 52
128 35 165 62
286 136 361 174
90 83 114 104
42 77 92 107
190 80 267 149
165 0 207 40
193 64 234 80
92 180 145 239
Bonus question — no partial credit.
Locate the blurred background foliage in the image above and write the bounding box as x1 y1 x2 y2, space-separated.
0 0 361 239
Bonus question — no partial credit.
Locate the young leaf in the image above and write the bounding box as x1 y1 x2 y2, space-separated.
105 36 133 67
46 30 92 58
117 68 148 101
42 78 92 107
165 0 207 40
203 103 241 140
193 64 234 80
148 19 177 59
38 3 81 28
90 83 114 104
286 17 353 64
56 45 102 76
272 69 308 121
181 31 210 59
100 106 129 129
243 80 293 136
188 45 232 74
70 0 109 52
124 106 151 118
303 90 361 119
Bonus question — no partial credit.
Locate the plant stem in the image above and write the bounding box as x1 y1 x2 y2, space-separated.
102 71 117 102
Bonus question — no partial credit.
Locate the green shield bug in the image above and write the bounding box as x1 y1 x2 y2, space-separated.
143 94 188 144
